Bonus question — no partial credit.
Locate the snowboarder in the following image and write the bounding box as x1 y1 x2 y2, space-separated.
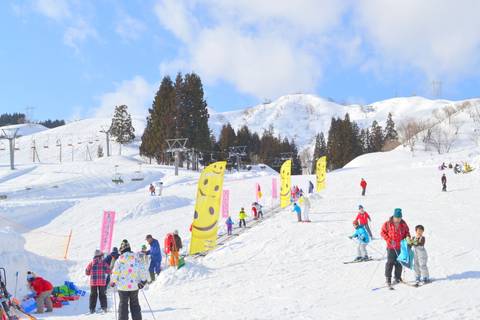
255 202 263 219
144 235 162 282
111 240 148 320
86 249 111 314
226 216 234 235
407 225 430 284
380 208 410 286
26 273 53 314
302 196 311 222
441 174 447 192
239 208 247 228
292 202 302 222
355 205 372 238
349 220 370 261
104 247 119 286
149 184 155 196
360 178 367 196
169 230 183 267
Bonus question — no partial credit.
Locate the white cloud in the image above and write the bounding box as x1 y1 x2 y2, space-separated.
63 19 98 52
154 0 346 99
33 0 71 21
94 76 156 118
352 0 480 80
115 14 147 41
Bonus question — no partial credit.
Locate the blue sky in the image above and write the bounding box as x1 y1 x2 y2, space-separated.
1 0 480 121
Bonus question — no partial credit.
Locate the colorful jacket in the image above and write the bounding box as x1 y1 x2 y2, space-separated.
29 277 53 297
111 252 148 291
381 217 410 250
239 210 247 220
146 239 162 263
86 256 111 286
360 180 367 189
355 211 371 225
292 204 301 214
225 217 234 226
352 226 370 244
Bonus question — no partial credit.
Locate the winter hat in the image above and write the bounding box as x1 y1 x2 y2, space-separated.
393 208 402 218
94 249 103 257
358 205 364 209
173 230 179 235
112 247 119 254
119 239 131 254
141 244 147 251
26 272 35 282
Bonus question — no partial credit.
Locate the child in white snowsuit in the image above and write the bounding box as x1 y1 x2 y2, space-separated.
349 220 370 261
409 225 430 283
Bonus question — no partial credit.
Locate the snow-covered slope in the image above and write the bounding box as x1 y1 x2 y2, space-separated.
209 94 480 151
0 123 48 137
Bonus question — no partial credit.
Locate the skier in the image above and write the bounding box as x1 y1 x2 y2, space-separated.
251 203 258 220
355 205 373 238
360 178 367 196
104 247 119 286
255 202 264 219
86 249 111 314
144 235 162 282
308 180 314 194
225 216 234 235
302 195 311 222
238 208 247 228
349 220 370 261
169 230 183 267
149 184 155 196
111 240 148 320
380 208 410 286
407 225 430 285
441 174 447 192
26 273 53 314
292 202 302 222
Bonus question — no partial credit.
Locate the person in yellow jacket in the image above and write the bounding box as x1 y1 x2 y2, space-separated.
239 208 247 228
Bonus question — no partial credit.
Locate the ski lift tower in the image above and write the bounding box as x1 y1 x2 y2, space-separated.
99 127 111 157
1 127 19 170
228 146 247 172
166 138 188 176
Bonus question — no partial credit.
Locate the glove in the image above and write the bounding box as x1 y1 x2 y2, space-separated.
348 236 353 239
138 280 147 289
110 283 116 288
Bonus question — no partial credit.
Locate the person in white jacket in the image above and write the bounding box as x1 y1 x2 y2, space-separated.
111 240 148 320
303 196 311 222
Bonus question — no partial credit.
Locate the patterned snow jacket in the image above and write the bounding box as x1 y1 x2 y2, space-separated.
111 251 148 291
86 256 111 287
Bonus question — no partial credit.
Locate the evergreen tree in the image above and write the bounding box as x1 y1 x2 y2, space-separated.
312 132 327 172
384 112 398 142
218 123 237 152
109 105 135 155
369 120 385 152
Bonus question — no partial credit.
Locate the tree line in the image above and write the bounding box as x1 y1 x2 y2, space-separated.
0 112 65 128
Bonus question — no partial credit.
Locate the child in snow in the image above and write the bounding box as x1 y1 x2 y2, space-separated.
239 208 247 228
149 183 156 196
355 205 372 238
349 220 370 261
360 178 367 196
255 202 264 219
27 273 54 314
292 203 302 222
408 225 430 284
251 203 258 220
226 216 234 235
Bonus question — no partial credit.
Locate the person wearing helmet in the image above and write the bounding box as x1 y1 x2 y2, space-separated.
355 205 373 238
349 220 370 261
86 249 111 314
238 208 247 228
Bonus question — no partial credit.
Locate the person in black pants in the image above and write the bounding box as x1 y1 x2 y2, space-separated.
441 174 447 192
85 249 111 314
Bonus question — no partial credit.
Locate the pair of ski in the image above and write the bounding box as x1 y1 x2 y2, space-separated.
372 279 433 291
343 257 378 264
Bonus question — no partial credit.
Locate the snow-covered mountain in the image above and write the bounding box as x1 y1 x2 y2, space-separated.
209 94 480 150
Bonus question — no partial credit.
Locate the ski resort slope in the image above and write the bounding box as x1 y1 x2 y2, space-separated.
8 146 476 320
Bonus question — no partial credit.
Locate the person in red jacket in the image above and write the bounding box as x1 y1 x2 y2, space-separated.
360 178 367 196
27 272 53 314
381 208 410 286
355 205 373 238
86 249 111 314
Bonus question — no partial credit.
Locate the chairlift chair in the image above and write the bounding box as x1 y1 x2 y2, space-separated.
0 142 5 151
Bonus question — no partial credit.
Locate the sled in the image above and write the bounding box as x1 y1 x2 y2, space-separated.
177 256 185 270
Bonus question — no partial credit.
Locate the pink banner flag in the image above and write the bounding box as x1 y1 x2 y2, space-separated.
221 190 230 218
272 178 278 199
100 211 116 254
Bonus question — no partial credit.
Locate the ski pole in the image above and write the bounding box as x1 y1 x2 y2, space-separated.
113 287 117 320
141 289 156 320
366 249 387 288
14 272 18 298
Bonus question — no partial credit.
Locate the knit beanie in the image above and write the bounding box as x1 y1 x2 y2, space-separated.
393 208 402 218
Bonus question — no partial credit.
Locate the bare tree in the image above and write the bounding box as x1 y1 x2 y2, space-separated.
427 117 463 154
398 118 426 152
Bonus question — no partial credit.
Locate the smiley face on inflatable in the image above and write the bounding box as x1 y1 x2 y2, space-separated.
280 160 292 208
316 156 327 191
191 161 226 244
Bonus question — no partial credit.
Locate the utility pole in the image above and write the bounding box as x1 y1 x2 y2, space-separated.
1 128 19 170
228 146 247 172
56 139 62 163
166 138 189 176
100 128 111 157
31 139 40 163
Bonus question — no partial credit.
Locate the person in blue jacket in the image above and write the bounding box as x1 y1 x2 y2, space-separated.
292 203 302 222
349 220 370 261
144 234 162 282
